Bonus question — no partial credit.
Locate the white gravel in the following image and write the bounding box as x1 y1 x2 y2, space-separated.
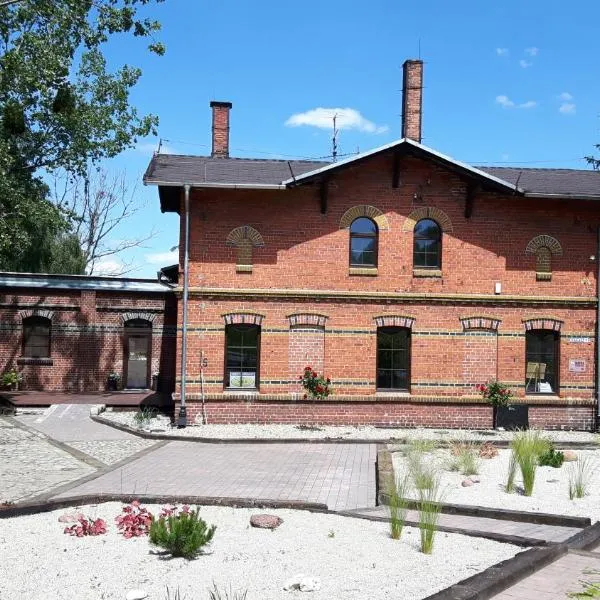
101 410 599 442
392 447 600 522
0 502 520 600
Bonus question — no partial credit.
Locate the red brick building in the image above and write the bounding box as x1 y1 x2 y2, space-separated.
0 272 177 393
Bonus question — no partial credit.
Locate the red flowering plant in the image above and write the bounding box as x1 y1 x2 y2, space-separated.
158 504 191 519
299 366 332 400
115 500 154 538
476 380 513 408
64 516 107 537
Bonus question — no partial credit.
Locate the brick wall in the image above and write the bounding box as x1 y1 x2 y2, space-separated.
0 287 177 393
168 150 600 430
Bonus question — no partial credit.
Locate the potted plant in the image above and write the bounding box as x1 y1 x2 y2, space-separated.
2 369 22 391
476 380 528 430
107 372 121 391
299 366 332 400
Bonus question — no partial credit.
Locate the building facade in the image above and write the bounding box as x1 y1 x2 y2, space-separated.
0 273 177 393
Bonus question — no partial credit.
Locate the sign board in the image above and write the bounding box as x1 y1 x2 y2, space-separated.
569 359 586 373
569 337 592 344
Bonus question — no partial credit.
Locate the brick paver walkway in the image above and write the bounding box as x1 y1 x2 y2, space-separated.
492 550 600 599
54 441 378 510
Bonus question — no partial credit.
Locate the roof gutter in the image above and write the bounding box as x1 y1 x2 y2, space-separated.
524 193 600 201
144 180 286 190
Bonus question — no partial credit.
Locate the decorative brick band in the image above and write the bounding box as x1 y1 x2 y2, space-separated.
402 207 453 233
222 312 265 326
19 309 53 321
373 315 415 329
339 205 389 230
460 316 501 331
226 226 265 247
525 235 563 256
522 317 563 332
122 312 156 324
287 313 328 328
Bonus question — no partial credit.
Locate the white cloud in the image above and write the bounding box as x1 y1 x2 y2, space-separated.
524 47 539 57
559 102 576 115
145 250 179 265
496 47 509 56
496 95 537 109
91 258 125 276
558 92 573 101
519 59 533 68
285 107 388 134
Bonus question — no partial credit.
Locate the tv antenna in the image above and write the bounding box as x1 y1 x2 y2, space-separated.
332 113 339 162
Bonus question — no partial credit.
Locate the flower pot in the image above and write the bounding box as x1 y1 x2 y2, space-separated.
494 405 529 430
107 379 118 392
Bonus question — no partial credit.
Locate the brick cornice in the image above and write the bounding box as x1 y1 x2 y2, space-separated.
180 287 597 307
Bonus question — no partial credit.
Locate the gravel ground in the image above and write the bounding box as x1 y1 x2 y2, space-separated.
392 447 600 522
102 411 599 442
0 502 520 600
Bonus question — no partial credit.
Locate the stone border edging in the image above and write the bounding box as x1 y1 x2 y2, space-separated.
0 494 328 520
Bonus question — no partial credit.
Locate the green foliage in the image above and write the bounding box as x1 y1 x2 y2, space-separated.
448 442 480 476
388 474 410 540
569 456 593 500
1 368 21 387
569 578 600 598
506 452 517 493
508 429 551 496
538 446 564 468
133 406 157 428
476 380 513 408
408 438 438 454
418 476 444 554
149 508 216 559
299 366 332 400
408 450 438 492
0 0 165 271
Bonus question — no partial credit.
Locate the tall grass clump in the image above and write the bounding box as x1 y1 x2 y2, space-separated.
149 507 216 559
408 450 437 491
568 456 594 500
408 438 438 454
507 429 551 496
388 474 411 540
448 442 480 476
208 583 248 600
418 476 444 554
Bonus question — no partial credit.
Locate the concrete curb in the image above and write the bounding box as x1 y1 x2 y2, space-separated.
90 415 599 446
0 494 328 520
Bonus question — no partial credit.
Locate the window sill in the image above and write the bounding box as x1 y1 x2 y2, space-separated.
236 265 253 273
375 390 410 397
536 272 552 281
17 357 53 366
413 269 442 278
349 267 378 276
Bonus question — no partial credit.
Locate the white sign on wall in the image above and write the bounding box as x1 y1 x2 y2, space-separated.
569 359 586 373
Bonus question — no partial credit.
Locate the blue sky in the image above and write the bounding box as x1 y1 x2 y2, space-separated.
101 0 600 277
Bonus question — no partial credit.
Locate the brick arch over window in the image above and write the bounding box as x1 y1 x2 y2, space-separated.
226 226 265 272
287 313 328 328
339 205 389 231
460 316 501 332
19 309 54 321
373 315 415 329
222 312 265 326
121 312 156 324
522 317 563 332
525 235 563 281
402 207 453 233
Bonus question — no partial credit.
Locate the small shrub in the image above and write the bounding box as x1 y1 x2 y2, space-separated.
388 474 410 540
327 529 335 538
476 380 512 407
149 507 216 559
133 406 158 428
299 366 332 400
449 442 480 476
538 447 565 468
64 516 107 537
509 429 551 496
569 456 594 499
418 477 444 554
208 583 248 600
115 500 154 538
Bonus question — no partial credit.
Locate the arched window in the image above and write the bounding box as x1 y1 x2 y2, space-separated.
413 218 441 269
22 316 51 358
349 217 378 267
377 327 411 391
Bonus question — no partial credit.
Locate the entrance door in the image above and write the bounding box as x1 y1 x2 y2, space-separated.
124 320 151 389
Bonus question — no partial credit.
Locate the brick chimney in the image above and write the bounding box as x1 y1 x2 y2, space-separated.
210 100 232 158
401 60 423 142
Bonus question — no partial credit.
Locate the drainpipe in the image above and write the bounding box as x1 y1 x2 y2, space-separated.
178 184 191 428
596 227 600 430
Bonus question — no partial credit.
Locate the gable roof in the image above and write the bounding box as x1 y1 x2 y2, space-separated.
144 138 600 213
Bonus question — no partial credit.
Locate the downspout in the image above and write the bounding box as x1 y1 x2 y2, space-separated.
596 226 600 430
178 184 191 428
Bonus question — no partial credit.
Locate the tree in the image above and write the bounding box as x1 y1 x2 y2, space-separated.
54 168 155 275
0 0 165 272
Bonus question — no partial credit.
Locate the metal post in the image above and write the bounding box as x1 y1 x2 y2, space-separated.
178 184 191 428
596 227 600 429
